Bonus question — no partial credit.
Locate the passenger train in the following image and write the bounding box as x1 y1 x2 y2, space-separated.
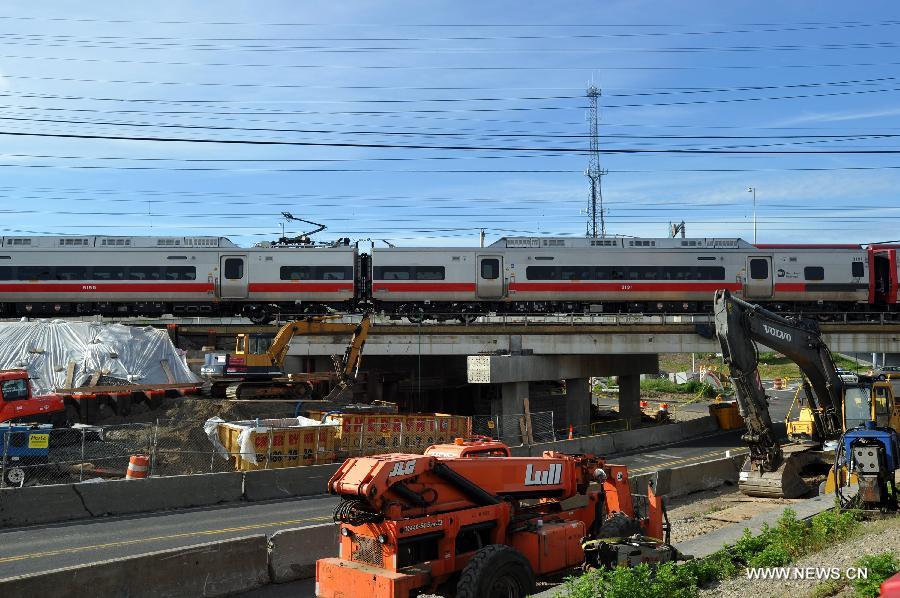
0 235 897 322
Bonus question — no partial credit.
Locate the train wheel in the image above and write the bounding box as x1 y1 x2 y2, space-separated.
246 306 271 325
456 545 535 598
403 306 426 324
458 310 479 324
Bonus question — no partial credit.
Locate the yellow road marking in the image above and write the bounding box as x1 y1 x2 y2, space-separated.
0 515 331 565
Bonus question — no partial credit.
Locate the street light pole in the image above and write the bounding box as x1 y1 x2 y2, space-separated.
747 187 757 243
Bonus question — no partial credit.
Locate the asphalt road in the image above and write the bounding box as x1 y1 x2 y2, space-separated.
0 386 797 582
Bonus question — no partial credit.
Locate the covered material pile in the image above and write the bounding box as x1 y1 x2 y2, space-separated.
0 319 198 395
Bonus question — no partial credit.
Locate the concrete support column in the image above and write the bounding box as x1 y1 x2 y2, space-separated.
618 374 641 428
564 378 591 436
497 381 528 417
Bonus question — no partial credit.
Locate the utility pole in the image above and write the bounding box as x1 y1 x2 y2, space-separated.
747 187 757 243
585 85 607 238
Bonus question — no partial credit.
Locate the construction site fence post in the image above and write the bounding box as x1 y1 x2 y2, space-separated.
0 428 8 488
78 428 86 483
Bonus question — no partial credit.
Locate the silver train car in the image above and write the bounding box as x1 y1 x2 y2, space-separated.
369 237 897 320
1 235 897 321
0 235 356 323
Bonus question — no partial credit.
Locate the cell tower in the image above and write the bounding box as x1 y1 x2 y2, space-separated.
585 85 607 238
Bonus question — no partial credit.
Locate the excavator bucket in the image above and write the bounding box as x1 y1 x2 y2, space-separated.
738 453 813 499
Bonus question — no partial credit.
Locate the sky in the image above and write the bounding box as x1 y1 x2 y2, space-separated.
3 1 900 247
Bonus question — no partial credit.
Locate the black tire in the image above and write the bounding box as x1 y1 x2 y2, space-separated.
456 545 535 598
4 465 26 487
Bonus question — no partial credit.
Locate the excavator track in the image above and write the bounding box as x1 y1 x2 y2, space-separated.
737 449 820 499
224 381 312 401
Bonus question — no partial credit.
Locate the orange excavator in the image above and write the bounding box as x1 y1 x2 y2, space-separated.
316 438 683 598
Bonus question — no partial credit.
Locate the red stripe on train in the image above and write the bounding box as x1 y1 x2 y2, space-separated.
248 282 354 293
373 282 477 292
0 283 214 293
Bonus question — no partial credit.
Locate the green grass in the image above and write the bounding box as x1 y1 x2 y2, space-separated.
560 508 863 598
639 378 719 399
658 352 867 382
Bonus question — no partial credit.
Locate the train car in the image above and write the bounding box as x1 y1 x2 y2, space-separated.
0 236 357 322
370 237 885 319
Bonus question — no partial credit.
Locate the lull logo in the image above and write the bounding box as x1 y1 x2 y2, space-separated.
388 460 417 477
762 324 791 342
524 463 563 486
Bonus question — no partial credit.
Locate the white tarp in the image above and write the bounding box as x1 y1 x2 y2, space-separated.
0 319 199 395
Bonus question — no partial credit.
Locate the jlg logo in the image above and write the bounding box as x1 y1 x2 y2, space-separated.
388 460 417 477
524 463 563 486
762 324 791 342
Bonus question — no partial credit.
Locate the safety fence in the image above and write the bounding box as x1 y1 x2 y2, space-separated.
0 402 694 489
0 415 471 489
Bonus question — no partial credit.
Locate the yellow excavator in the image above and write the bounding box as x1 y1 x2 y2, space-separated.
209 313 372 401
714 290 900 498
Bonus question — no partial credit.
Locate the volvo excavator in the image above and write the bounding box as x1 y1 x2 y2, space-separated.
209 313 372 401
713 290 899 499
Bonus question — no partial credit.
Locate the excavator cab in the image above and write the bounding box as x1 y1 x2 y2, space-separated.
843 381 900 433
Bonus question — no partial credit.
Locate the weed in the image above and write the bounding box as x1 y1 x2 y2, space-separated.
852 552 899 598
810 578 847 598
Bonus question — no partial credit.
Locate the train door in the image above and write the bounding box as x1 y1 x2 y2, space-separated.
476 255 505 299
745 256 773 299
869 248 897 305
219 255 248 298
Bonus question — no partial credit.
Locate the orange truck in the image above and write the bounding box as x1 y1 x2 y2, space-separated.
316 438 682 598
0 370 65 425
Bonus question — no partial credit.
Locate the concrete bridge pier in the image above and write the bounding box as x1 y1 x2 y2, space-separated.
468 353 658 441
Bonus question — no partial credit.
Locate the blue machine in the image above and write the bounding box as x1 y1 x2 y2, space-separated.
836 421 899 510
0 423 52 487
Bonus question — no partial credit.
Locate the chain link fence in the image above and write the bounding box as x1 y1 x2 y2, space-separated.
472 411 556 445
0 415 472 489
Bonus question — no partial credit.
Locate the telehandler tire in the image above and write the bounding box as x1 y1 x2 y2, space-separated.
456 544 535 598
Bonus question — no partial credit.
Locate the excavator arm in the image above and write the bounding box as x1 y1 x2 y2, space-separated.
713 289 844 497
320 313 372 403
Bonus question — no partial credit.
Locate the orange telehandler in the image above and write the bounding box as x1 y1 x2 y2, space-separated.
316 438 683 598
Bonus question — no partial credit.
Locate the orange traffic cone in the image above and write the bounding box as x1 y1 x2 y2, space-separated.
568 425 574 440
126 455 150 480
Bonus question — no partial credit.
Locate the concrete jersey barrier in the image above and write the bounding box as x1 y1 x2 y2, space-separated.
0 535 269 598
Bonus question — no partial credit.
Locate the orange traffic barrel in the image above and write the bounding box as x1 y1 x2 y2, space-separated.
126 455 150 480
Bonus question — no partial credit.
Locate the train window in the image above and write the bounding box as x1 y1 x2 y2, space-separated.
749 259 769 280
804 266 825 281
481 259 499 280
319 266 353 280
698 267 726 280
414 266 445 281
852 262 864 278
0 266 11 279
128 266 162 281
526 266 558 280
373 266 411 280
165 266 197 281
56 266 88 280
560 266 590 281
18 266 54 280
223 259 243 280
91 266 126 280
281 266 312 280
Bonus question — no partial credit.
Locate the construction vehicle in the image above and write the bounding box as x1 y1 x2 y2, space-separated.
210 313 372 401
0 370 65 425
315 438 683 598
713 289 900 499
